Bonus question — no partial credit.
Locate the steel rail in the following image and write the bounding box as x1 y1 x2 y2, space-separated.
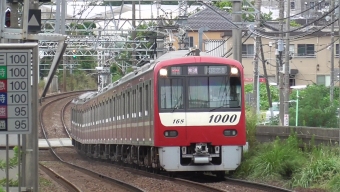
40 92 144 192
225 177 294 192
39 163 82 192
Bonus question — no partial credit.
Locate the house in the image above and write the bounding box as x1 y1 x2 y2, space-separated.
177 6 336 86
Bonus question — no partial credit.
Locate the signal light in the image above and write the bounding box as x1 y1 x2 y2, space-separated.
5 9 10 28
72 50 76 58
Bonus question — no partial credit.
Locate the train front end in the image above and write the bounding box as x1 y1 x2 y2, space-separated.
154 56 246 174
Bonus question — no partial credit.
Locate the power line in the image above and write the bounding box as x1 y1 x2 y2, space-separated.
266 0 326 22
259 5 339 35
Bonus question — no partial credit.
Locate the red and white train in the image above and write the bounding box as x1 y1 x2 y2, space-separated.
71 49 246 177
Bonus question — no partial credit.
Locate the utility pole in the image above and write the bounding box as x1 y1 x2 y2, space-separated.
260 38 274 119
58 0 67 92
278 0 285 126
25 1 40 191
232 0 242 62
253 0 261 114
284 0 291 126
331 0 335 101
132 1 136 65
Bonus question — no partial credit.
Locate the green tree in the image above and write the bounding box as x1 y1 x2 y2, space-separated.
288 85 339 128
213 1 273 23
244 83 279 110
68 22 96 36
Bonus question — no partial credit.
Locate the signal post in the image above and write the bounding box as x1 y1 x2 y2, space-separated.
1 0 53 191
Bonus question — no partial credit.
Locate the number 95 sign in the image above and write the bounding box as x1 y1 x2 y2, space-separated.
0 48 32 134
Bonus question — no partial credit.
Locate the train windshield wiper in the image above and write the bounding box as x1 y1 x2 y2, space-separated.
172 95 182 112
209 104 230 112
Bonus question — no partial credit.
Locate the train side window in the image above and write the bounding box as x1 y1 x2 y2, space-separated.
127 91 130 118
145 84 149 116
123 94 125 119
113 97 116 121
108 99 111 122
139 86 143 117
133 88 136 118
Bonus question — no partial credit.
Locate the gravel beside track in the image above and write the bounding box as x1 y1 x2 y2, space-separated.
51 147 209 192
40 161 128 192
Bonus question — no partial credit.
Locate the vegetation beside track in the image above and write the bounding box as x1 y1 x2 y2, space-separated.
236 109 340 192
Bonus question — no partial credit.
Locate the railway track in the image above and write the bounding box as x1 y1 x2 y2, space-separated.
40 91 144 192
224 177 293 192
58 92 292 192
39 163 81 192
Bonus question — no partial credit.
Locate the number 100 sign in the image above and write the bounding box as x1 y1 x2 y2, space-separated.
0 49 32 134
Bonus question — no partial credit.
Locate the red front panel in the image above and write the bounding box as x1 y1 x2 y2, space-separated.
153 56 246 147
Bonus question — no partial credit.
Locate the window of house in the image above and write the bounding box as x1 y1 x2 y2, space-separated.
289 44 295 55
242 44 254 57
336 44 339 56
291 1 295 9
297 44 315 56
317 75 331 86
189 36 194 47
310 2 315 9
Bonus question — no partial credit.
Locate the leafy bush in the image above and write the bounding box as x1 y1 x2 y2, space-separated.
235 134 306 181
291 146 340 189
328 174 340 192
0 146 20 187
245 107 258 148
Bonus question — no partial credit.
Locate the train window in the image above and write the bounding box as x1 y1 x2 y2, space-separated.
159 78 183 109
188 76 241 108
123 94 125 119
113 97 115 121
139 86 143 117
133 89 136 118
127 91 130 118
145 84 149 116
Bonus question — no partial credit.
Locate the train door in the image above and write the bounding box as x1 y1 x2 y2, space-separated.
132 87 137 144
122 92 127 144
138 83 144 144
127 88 132 145
144 80 152 145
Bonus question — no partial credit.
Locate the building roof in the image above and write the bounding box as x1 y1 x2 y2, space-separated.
186 6 236 31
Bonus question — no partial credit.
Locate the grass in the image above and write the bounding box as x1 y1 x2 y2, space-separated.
39 177 52 187
238 109 340 191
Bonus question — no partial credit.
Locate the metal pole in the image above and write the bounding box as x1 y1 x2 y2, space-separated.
331 0 335 102
18 135 21 192
62 0 67 92
55 0 61 33
295 90 298 126
338 0 340 146
32 44 39 192
284 0 291 126
253 0 261 114
6 134 9 192
232 0 242 62
260 38 274 118
279 0 285 126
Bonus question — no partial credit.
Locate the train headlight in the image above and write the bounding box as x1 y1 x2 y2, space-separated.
231 67 238 75
159 68 168 76
164 130 178 137
223 129 237 136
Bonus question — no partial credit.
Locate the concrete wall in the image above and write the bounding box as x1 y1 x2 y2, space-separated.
256 125 340 145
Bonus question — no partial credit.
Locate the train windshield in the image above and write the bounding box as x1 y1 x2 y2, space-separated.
158 65 242 111
188 76 241 108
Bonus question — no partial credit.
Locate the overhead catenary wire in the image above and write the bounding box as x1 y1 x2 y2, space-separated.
257 5 339 35
266 0 326 21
